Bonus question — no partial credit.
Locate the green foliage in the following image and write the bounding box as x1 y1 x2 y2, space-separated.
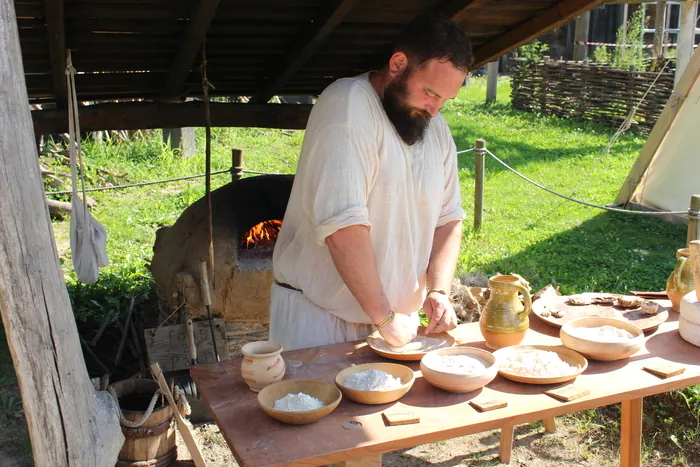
593 45 611 65
612 8 649 71
517 40 550 66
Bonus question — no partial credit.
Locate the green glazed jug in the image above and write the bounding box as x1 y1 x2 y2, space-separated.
480 274 532 350
666 248 696 312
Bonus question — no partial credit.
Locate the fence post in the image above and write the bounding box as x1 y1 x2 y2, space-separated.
231 148 244 182
688 194 700 246
474 139 486 232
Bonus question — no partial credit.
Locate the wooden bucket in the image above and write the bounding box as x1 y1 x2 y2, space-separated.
112 379 177 467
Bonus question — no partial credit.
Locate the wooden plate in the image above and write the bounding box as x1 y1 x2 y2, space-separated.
366 326 455 361
493 345 588 385
532 294 669 333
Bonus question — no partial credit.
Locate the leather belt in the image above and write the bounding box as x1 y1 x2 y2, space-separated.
274 279 302 293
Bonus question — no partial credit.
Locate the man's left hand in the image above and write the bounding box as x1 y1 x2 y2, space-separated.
423 292 458 334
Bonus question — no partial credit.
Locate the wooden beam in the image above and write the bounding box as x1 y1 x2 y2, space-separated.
44 0 67 108
486 61 498 102
573 11 591 61
441 0 494 23
653 2 667 61
472 0 604 68
250 0 359 103
676 0 698 87
0 0 123 465
163 0 220 99
614 47 700 205
32 101 313 135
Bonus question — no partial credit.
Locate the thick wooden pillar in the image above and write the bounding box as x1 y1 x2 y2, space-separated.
486 61 498 103
0 1 122 465
653 2 667 62
573 11 590 61
676 0 699 87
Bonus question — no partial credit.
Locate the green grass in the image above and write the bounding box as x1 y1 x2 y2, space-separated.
1 76 697 465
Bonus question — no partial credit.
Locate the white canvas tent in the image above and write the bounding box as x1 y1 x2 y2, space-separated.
614 47 700 221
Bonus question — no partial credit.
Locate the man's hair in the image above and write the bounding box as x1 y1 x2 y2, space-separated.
392 13 473 71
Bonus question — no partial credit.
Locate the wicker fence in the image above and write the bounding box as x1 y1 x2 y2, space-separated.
510 58 674 131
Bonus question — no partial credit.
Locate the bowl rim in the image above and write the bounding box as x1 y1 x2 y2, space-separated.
258 379 342 414
242 340 284 358
561 316 644 340
492 344 588 383
420 346 497 377
334 362 415 393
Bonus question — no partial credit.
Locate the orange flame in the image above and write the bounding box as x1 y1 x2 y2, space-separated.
241 220 282 249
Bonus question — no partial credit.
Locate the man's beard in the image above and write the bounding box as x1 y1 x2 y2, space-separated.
382 70 432 146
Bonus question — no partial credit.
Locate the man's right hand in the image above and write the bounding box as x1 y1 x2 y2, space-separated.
377 312 418 348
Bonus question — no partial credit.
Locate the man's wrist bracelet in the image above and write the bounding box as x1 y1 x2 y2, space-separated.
375 310 395 328
427 288 448 296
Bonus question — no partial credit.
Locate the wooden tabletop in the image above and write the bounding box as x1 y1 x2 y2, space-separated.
191 311 700 467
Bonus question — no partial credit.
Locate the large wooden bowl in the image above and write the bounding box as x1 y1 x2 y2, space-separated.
560 317 644 361
420 347 498 393
493 345 588 385
335 363 415 405
257 380 341 425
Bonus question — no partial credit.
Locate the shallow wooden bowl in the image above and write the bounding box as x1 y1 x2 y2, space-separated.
560 317 644 361
366 326 455 361
420 347 498 393
257 380 341 425
334 362 415 405
493 345 588 385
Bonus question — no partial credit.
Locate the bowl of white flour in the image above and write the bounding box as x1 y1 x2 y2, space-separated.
420 347 498 393
560 317 644 361
257 380 341 424
335 362 415 405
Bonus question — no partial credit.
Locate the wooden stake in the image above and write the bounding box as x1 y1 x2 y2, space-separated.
687 195 700 246
151 363 207 467
231 148 243 182
474 139 486 232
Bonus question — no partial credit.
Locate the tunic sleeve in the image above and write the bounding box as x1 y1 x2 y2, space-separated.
437 127 465 227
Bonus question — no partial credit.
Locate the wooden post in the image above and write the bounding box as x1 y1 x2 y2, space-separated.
474 139 486 232
620 398 643 467
653 2 667 63
676 0 699 87
498 424 514 464
688 195 700 247
486 61 498 103
0 0 123 465
573 11 590 61
231 148 244 182
163 127 196 157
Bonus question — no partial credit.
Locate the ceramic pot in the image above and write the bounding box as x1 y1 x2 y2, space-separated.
479 274 532 350
666 248 696 312
241 341 285 392
690 240 700 302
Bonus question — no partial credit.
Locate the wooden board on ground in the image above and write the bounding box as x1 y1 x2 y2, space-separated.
532 294 669 333
145 319 229 372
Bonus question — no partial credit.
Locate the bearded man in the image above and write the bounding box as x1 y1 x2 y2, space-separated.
270 13 472 351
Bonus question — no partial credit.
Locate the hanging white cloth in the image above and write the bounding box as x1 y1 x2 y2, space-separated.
66 51 108 284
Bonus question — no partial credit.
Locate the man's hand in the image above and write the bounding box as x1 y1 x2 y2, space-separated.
377 312 418 348
423 292 458 334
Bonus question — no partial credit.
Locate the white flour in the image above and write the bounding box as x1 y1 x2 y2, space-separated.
429 354 487 375
273 392 325 411
372 335 448 353
570 325 634 342
501 350 577 377
342 369 403 391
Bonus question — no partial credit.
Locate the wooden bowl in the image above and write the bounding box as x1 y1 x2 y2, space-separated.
420 347 498 393
493 345 588 385
560 317 644 361
257 380 341 425
335 363 415 405
366 326 455 361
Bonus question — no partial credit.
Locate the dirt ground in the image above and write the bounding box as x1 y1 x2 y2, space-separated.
175 418 623 467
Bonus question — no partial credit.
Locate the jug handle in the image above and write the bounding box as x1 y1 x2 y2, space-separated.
672 256 687 287
515 283 532 318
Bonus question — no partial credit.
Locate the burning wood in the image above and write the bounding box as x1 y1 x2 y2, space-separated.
240 220 282 250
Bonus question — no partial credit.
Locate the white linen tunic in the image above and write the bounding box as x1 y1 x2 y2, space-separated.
271 72 464 333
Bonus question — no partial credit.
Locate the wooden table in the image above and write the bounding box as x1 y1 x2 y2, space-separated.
191 312 700 467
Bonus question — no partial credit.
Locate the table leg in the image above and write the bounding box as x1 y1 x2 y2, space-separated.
499 425 514 464
543 417 557 433
325 454 382 467
620 397 643 467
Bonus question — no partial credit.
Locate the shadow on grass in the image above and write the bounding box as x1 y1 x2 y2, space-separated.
473 211 687 294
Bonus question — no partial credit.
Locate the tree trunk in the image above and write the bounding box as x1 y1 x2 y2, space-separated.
0 1 123 465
